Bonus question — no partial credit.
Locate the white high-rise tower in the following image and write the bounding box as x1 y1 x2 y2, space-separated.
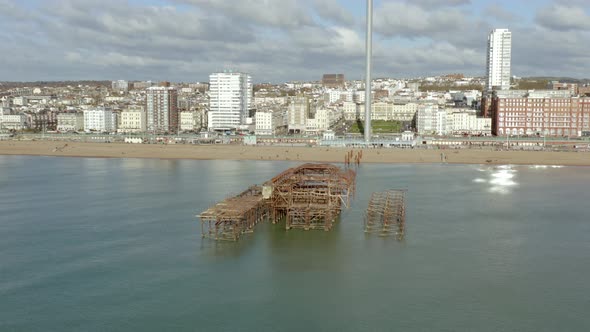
486 29 512 91
208 71 252 131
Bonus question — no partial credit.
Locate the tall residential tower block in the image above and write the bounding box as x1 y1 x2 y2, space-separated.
486 29 512 91
208 72 252 131
146 86 178 133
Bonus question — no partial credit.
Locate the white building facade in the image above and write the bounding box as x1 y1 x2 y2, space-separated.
179 111 203 132
343 102 418 122
417 106 492 135
208 72 252 130
288 96 309 133
342 102 360 121
112 80 129 92
486 29 512 91
254 96 287 106
83 108 117 132
12 97 27 106
417 104 447 135
118 110 146 133
313 109 329 131
0 114 27 130
326 90 354 104
57 113 84 132
255 111 274 136
447 111 492 135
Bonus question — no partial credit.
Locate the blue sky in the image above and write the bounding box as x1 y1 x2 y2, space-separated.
0 0 589 82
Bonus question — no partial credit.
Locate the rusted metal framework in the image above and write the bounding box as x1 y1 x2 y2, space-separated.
364 189 406 239
198 163 356 241
267 163 356 231
199 186 269 241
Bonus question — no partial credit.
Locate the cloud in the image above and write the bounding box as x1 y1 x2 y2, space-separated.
553 0 590 6
535 5 590 31
173 0 315 28
373 1 490 49
511 26 590 76
374 2 466 38
485 4 518 22
0 0 34 20
0 0 589 82
410 0 471 8
376 42 484 76
45 0 253 44
312 0 355 26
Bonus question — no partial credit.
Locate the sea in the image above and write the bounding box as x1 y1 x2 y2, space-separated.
1 156 589 331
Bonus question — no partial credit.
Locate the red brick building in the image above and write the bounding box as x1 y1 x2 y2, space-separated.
322 74 345 88
579 85 590 97
550 82 579 95
481 93 493 118
491 90 590 137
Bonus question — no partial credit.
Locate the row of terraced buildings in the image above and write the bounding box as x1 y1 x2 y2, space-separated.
485 90 590 137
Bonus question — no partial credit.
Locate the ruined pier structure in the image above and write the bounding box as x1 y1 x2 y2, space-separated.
199 185 269 241
364 189 406 240
199 164 356 241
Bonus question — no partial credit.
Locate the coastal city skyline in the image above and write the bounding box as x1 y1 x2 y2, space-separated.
3 1 590 332
2 10 589 141
2 18 590 141
1 0 589 82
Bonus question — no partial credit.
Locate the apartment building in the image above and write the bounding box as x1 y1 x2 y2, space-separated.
208 72 252 130
322 74 345 88
342 102 418 122
491 90 590 137
0 114 27 130
118 110 146 133
179 111 203 132
447 111 491 135
146 86 178 133
288 96 309 133
417 104 448 135
486 29 512 91
57 113 84 132
255 111 274 136
84 108 117 132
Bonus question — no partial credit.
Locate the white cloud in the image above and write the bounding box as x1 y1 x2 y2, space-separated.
535 5 590 31
312 0 355 25
410 0 471 8
174 0 315 28
0 0 589 82
375 2 469 39
485 4 518 22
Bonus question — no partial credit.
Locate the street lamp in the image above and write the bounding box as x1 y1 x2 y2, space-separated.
543 130 548 149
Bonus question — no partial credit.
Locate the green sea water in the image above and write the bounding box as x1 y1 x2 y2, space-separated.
1 156 589 331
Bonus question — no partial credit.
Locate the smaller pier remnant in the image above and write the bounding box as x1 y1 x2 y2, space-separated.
364 189 406 239
199 186 268 241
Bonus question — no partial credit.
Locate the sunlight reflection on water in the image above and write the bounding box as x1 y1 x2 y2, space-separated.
473 165 518 195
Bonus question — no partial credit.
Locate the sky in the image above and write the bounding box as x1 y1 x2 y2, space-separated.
0 0 589 83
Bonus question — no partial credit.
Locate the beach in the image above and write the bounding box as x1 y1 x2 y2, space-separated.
1 140 590 165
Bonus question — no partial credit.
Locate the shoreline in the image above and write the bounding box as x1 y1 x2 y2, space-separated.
5 153 588 168
1 141 590 166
